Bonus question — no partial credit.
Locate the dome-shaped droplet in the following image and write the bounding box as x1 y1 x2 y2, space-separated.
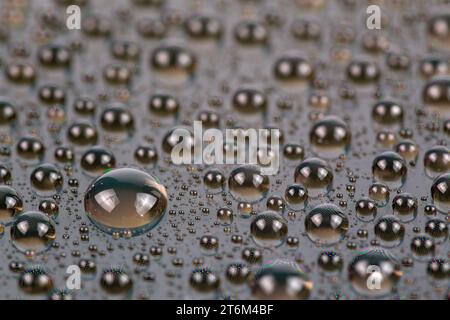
294 158 333 197
0 186 22 224
348 249 402 297
250 211 288 248
30 163 63 197
355 197 377 222
251 259 312 300
81 146 116 176
424 146 450 178
305 204 348 246
374 215 405 247
372 151 407 189
309 116 351 158
228 165 269 203
410 235 435 260
431 173 450 213
392 193 417 222
100 268 133 294
19 267 53 294
84 168 168 236
11 211 56 253
284 183 308 210
189 268 220 292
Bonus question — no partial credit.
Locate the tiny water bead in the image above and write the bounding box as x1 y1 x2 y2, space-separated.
355 198 377 222
431 173 450 213
374 215 405 247
309 115 351 158
81 146 116 176
84 168 168 236
348 249 402 297
294 158 333 197
284 184 308 210
11 211 56 254
250 211 288 248
0 186 22 224
251 260 313 300
30 164 63 197
372 151 407 189
228 165 269 203
305 204 349 246
392 193 418 222
424 146 450 178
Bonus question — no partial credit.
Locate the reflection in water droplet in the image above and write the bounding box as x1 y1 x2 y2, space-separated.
424 146 450 178
305 204 348 246
348 249 402 297
250 211 288 248
84 168 168 236
30 163 63 197
309 116 351 158
372 151 407 189
251 259 312 300
0 186 22 224
294 158 333 197
374 215 405 247
11 211 56 253
228 165 269 203
431 173 450 213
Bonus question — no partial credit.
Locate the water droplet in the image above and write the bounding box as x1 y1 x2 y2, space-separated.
250 211 288 248
11 211 56 253
305 204 348 246
431 173 450 213
294 158 333 197
84 168 168 236
348 249 402 297
372 151 407 189
228 165 269 203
